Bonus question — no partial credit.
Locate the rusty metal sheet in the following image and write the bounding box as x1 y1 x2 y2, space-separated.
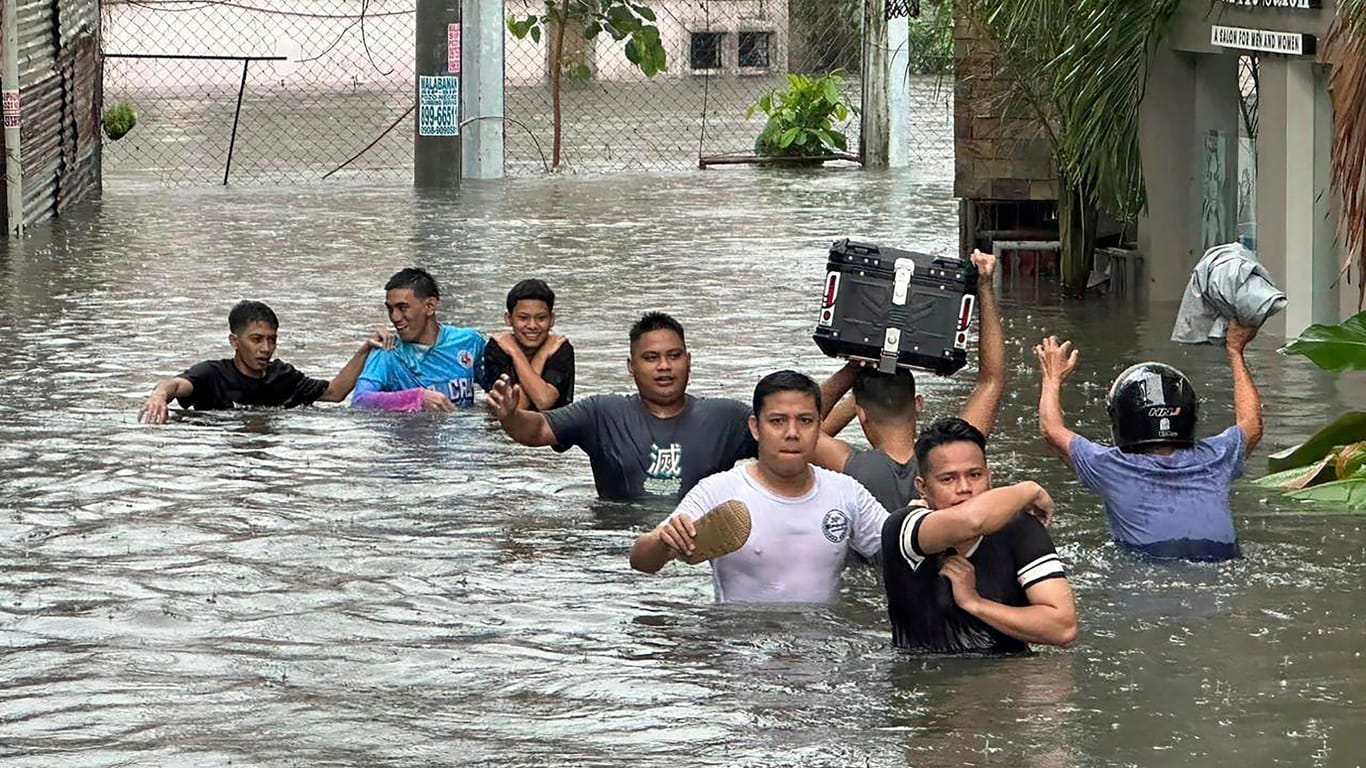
5 0 101 228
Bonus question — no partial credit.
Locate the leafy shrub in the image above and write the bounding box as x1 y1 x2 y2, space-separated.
102 102 137 141
747 72 859 158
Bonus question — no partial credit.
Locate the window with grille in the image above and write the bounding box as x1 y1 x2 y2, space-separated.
690 31 723 70
738 31 771 69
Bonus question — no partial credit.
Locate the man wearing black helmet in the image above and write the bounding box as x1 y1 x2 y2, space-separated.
1034 324 1263 561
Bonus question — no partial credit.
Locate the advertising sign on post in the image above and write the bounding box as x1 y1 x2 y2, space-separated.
418 75 460 136
448 23 462 74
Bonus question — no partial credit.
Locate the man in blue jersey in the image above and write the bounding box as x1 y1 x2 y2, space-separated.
353 267 485 411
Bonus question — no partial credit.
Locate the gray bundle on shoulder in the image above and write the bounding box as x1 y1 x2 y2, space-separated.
1171 242 1287 344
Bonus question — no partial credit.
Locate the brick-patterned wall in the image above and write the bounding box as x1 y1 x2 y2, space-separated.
952 12 1056 202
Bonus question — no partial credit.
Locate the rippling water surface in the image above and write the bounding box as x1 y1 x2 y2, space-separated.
1 170 1363 767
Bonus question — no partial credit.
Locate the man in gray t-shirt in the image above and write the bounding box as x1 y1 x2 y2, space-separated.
814 250 1004 512
487 312 757 501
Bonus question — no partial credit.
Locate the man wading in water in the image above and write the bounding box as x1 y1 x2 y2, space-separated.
882 417 1077 653
477 278 575 411
352 267 486 411
140 300 386 422
1035 325 1262 561
487 312 755 501
629 370 889 603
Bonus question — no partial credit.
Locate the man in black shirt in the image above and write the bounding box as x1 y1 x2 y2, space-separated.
139 300 388 423
814 250 1004 512
883 417 1077 654
477 279 574 411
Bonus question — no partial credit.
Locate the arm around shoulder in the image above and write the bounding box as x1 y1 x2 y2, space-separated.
914 481 1053 556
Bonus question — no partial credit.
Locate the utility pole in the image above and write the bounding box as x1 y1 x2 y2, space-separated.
415 0 462 187
3 0 24 235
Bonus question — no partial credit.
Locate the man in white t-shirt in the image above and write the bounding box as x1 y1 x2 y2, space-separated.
629 370 890 603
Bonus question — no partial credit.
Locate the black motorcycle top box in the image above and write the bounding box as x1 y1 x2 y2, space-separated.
813 239 979 376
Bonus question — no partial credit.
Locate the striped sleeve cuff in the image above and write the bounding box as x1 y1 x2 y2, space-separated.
898 506 933 572
1017 553 1066 589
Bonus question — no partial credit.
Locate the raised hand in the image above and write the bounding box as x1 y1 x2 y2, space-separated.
1035 336 1079 383
1024 483 1055 527
970 249 997 281
365 328 396 351
1225 322 1258 353
485 374 521 420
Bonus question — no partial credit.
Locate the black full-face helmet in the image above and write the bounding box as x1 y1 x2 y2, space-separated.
1106 362 1198 452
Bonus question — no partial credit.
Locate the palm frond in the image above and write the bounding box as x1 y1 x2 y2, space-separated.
1327 1 1366 308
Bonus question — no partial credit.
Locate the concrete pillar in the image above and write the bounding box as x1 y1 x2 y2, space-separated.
1138 47 1197 302
461 0 505 179
1193 53 1240 252
1257 57 1323 338
861 3 910 167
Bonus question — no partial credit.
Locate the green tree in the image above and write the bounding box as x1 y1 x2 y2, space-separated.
959 0 1182 294
508 1 666 170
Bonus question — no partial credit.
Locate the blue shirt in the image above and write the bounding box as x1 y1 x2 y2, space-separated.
1069 426 1246 561
354 324 485 407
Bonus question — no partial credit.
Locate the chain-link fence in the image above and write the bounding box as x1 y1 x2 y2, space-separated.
100 0 954 184
101 0 415 185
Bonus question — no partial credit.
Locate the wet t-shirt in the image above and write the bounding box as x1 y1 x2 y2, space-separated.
543 394 756 500
176 359 329 411
477 339 575 410
843 448 920 512
883 505 1066 654
353 324 485 409
670 464 888 603
1069 427 1244 561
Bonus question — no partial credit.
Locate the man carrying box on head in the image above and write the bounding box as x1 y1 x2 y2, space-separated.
814 250 1005 512
477 278 574 411
353 267 486 412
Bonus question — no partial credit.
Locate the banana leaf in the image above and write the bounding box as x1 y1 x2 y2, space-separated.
1252 455 1336 490
1287 475 1366 510
1279 311 1366 371
1267 411 1366 473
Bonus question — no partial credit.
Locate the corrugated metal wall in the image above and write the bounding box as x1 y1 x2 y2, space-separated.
0 0 101 230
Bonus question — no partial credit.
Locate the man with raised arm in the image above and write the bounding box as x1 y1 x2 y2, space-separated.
353 267 486 412
883 417 1077 653
1035 323 1263 561
814 249 1005 512
486 312 755 500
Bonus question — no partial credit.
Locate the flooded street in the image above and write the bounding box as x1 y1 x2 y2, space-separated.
1 169 1363 766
